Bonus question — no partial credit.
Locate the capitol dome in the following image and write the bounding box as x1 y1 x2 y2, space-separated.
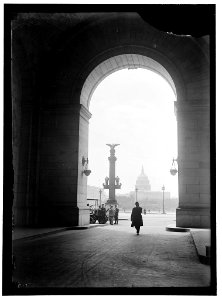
135 166 151 191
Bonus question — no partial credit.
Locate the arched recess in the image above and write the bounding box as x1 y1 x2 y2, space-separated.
80 54 177 108
77 46 210 229
78 52 179 225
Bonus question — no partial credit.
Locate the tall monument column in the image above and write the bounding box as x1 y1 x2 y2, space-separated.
103 144 122 205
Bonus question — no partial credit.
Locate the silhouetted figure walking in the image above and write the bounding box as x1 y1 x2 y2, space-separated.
131 202 143 235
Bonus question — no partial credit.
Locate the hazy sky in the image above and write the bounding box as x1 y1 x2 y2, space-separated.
87 68 178 197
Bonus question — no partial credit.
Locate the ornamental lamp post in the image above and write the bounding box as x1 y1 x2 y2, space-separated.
162 185 166 214
170 158 178 176
99 189 102 206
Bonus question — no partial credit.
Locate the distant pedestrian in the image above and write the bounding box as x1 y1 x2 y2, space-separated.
108 205 115 225
144 208 146 215
114 205 119 224
131 202 143 235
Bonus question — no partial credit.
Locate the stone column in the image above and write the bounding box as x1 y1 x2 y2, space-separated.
103 145 121 205
77 105 92 225
108 154 117 201
176 100 210 228
13 103 40 226
38 103 91 226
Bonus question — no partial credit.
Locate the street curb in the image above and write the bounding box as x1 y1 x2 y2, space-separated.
13 227 71 242
189 231 211 265
13 223 109 242
166 225 210 265
198 254 210 265
165 225 190 232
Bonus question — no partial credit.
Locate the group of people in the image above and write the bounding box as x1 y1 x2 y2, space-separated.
107 201 143 235
92 201 144 235
107 204 119 225
96 204 119 225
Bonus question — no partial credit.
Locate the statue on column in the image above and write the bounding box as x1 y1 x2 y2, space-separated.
115 176 122 188
106 143 120 156
103 176 109 189
105 176 109 185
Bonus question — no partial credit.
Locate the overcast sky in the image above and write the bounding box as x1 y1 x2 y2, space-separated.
87 68 178 197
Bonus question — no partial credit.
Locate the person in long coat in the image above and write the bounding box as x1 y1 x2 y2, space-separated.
108 205 115 225
114 204 119 224
131 202 143 235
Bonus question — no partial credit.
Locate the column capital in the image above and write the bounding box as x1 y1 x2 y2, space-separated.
108 156 117 162
79 104 92 121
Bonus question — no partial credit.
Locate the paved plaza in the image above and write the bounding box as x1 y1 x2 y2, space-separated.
13 214 211 289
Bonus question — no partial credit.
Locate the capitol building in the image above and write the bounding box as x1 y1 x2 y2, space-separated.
135 166 151 192
129 166 171 211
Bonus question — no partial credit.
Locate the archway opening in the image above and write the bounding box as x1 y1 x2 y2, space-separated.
87 67 178 213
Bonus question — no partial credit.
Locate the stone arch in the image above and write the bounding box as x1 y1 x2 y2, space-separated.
80 54 177 109
77 50 180 226
11 12 210 228
75 40 210 228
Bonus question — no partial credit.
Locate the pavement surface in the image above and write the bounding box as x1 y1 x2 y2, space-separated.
12 214 211 289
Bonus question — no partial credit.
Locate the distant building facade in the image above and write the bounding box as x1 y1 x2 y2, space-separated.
87 185 107 207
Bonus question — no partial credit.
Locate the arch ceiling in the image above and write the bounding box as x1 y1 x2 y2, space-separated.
80 54 177 108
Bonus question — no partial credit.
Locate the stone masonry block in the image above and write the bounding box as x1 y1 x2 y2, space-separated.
179 184 187 194
199 161 210 169
200 216 210 228
104 59 113 71
180 161 199 169
199 184 210 194
180 169 200 177
179 146 200 155
180 193 200 202
188 147 200 154
199 175 210 185
180 175 199 184
199 169 210 178
200 194 210 203
197 119 210 129
178 120 197 129
186 184 200 194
